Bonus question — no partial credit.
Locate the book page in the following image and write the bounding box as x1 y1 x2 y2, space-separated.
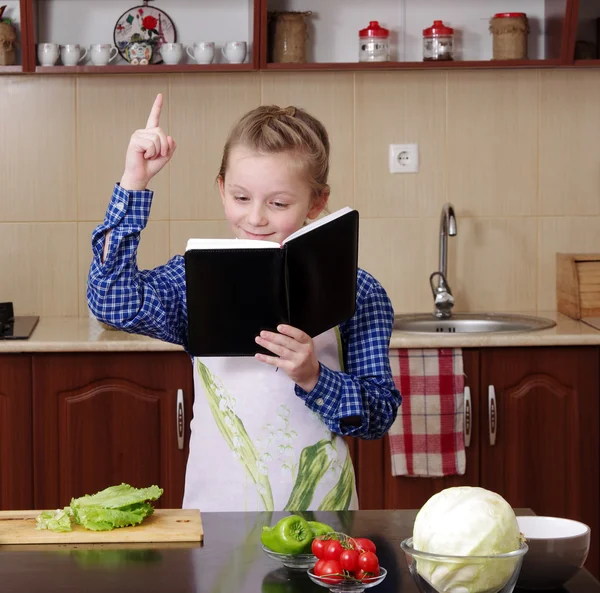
186 238 280 251
282 206 354 244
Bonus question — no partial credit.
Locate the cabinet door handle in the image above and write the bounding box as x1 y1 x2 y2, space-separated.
488 385 497 446
176 389 185 450
463 386 472 447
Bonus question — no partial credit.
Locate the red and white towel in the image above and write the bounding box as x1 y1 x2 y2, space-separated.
388 348 466 477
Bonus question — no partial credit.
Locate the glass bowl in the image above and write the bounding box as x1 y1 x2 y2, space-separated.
307 566 387 593
261 544 317 569
401 538 528 593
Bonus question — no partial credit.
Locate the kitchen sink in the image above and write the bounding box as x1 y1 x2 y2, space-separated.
393 312 557 334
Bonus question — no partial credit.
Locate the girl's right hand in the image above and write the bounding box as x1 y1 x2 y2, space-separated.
119 93 177 191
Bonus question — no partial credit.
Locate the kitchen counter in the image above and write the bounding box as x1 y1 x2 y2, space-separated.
389 311 600 348
0 317 184 353
2 509 599 593
0 312 599 353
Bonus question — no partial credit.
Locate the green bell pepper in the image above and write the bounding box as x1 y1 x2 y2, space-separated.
308 520 334 538
261 515 313 555
300 520 335 553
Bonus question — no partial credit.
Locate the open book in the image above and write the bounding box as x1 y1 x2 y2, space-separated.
184 207 359 356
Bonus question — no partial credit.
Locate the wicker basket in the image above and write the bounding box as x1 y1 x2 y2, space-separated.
489 14 529 60
0 22 17 66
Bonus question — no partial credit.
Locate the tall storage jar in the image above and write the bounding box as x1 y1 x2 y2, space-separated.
489 13 529 59
269 11 312 63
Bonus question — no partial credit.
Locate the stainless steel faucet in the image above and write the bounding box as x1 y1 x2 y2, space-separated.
429 203 457 319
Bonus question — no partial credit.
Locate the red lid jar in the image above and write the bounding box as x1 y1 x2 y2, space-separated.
423 20 454 61
423 20 454 38
359 21 390 62
492 12 527 19
489 12 529 60
359 21 389 38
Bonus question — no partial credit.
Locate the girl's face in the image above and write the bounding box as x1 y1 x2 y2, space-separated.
218 146 327 245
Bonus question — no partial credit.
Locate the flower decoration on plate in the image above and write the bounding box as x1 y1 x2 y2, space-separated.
114 0 176 64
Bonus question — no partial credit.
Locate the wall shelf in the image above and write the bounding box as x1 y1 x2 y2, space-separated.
0 0 595 75
34 63 254 75
573 59 600 66
264 59 562 72
0 65 23 73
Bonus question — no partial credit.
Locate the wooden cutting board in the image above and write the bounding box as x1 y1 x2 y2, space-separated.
0 509 203 545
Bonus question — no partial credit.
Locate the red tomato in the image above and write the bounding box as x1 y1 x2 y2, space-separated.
311 538 328 560
352 537 376 553
339 548 359 572
358 551 379 574
324 539 344 561
313 559 328 576
319 560 343 584
355 566 380 581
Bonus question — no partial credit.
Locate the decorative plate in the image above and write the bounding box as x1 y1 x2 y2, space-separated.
113 1 176 64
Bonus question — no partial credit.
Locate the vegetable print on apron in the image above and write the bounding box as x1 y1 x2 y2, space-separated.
183 327 359 512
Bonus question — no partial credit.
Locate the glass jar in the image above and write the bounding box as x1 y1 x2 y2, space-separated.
423 20 454 61
269 11 312 64
358 21 390 62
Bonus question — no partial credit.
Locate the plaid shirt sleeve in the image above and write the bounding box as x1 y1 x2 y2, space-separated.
87 183 188 348
294 269 402 440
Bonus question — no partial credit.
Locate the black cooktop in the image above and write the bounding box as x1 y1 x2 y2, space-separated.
0 302 39 340
0 315 39 339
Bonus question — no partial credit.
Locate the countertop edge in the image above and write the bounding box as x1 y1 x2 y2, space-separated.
1 312 599 353
389 333 600 348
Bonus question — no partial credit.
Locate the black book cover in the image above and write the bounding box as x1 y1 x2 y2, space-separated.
184 208 358 357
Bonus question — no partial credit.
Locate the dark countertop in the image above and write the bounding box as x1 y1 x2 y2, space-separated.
1 510 598 593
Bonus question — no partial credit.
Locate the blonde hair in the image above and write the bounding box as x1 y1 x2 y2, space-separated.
218 105 330 198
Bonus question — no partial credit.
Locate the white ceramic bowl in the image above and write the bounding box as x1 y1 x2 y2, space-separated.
516 516 591 590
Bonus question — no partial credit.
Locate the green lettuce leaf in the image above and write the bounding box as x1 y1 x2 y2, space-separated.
73 505 153 531
36 507 73 532
70 483 163 509
35 483 163 533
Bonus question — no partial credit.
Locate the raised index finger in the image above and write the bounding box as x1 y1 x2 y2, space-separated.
145 93 163 129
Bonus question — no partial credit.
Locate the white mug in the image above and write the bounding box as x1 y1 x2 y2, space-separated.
38 43 60 66
221 41 247 64
61 44 88 66
160 42 184 65
187 41 215 64
90 44 118 66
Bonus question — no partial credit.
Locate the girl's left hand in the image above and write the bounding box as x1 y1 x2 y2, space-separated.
255 325 320 392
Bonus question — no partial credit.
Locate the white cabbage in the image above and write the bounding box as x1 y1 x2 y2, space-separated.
413 486 522 593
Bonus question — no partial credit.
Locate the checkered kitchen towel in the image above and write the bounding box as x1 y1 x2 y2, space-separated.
388 348 466 477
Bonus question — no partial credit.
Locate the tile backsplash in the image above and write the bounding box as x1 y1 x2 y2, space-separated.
1 69 600 318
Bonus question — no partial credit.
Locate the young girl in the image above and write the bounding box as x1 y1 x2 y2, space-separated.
88 94 401 513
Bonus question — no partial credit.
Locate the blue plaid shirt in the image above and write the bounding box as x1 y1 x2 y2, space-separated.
88 184 401 439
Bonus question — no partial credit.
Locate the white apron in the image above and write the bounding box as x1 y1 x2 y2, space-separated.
182 328 359 512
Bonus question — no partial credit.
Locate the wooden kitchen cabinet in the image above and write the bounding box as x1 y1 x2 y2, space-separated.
479 346 600 578
357 346 599 578
32 351 193 510
572 0 600 65
0 354 33 510
379 350 480 510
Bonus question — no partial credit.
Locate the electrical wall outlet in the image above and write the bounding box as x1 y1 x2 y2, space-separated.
389 144 419 173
